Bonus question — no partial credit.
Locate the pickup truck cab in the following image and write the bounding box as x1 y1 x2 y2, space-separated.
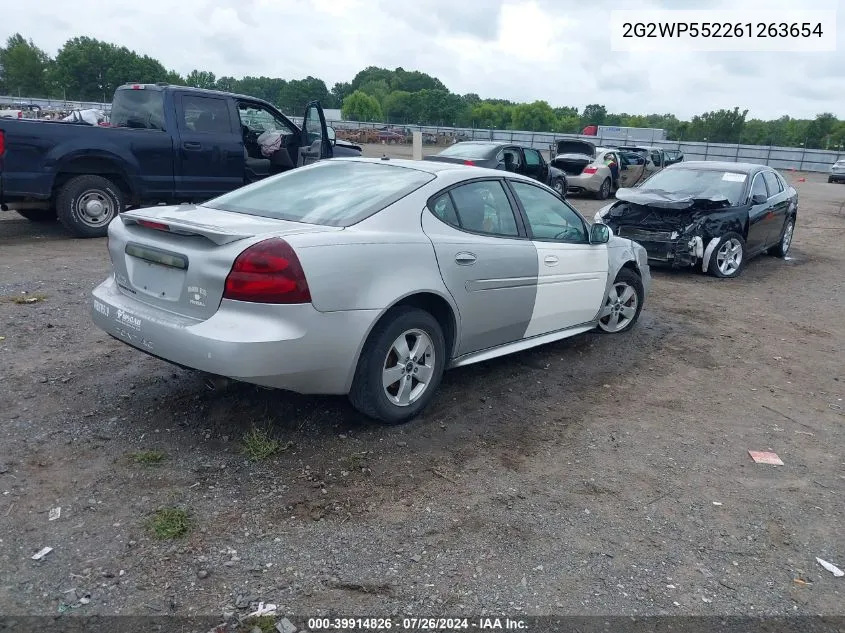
0 83 361 237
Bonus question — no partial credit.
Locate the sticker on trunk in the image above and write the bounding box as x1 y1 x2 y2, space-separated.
115 309 142 331
188 286 208 308
722 172 746 182
93 299 110 317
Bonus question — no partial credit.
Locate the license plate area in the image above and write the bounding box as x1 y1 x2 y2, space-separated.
125 243 188 301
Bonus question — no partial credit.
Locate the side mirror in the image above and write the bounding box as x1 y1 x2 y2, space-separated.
326 126 336 145
590 222 611 244
751 193 767 205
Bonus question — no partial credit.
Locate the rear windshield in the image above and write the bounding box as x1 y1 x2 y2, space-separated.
436 144 496 159
110 88 166 130
639 168 747 207
203 160 435 226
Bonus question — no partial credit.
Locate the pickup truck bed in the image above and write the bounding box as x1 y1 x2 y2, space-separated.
0 83 360 237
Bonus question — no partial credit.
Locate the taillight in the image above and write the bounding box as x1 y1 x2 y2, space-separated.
583 166 599 174
0 131 5 157
463 160 475 166
17 111 22 119
223 238 311 304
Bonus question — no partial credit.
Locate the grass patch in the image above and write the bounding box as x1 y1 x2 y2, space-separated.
131 450 167 466
241 425 288 462
10 293 48 305
242 616 277 633
147 507 192 540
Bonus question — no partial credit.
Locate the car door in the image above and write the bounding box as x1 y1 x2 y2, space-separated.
174 93 245 199
762 170 789 246
618 151 644 187
298 101 333 166
522 147 548 184
745 172 773 254
421 179 538 356
506 179 609 335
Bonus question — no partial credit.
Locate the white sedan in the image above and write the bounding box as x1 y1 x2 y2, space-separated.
91 158 651 424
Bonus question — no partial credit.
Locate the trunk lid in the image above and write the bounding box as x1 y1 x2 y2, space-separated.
554 139 596 158
422 155 492 167
109 204 341 320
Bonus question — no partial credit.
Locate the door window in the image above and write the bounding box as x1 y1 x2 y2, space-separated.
237 103 295 135
650 150 661 166
762 171 782 196
502 148 522 172
749 173 769 200
180 96 232 133
523 148 542 166
510 181 588 243
429 181 519 237
304 104 324 146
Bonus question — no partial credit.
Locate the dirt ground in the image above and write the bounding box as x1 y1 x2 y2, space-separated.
1 149 844 622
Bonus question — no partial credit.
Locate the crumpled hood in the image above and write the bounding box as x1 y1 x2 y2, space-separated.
615 187 731 210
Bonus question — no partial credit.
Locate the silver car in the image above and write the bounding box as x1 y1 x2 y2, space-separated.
91 158 651 424
829 159 845 183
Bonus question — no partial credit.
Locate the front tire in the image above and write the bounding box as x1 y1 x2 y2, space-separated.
349 306 446 425
597 268 644 333
17 208 57 222
767 216 795 258
708 232 747 278
56 175 124 238
596 177 611 200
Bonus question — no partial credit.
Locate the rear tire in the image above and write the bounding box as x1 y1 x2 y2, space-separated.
56 175 124 238
552 178 566 198
349 306 446 425
596 177 611 200
767 216 795 258
17 208 57 222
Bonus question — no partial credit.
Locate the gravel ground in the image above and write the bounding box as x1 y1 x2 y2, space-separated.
1 151 844 621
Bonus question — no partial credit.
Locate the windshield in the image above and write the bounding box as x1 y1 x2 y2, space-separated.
638 168 747 206
436 144 496 159
110 88 166 130
203 160 435 226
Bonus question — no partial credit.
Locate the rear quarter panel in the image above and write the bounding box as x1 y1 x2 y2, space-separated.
286 185 455 314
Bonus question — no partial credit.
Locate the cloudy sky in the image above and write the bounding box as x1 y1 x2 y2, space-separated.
3 0 843 120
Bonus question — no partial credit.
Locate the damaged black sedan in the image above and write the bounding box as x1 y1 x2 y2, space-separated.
594 162 798 278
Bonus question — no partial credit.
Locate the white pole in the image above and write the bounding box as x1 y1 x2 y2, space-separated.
412 131 423 160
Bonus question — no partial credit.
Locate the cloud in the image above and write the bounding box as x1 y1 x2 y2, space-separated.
2 0 843 120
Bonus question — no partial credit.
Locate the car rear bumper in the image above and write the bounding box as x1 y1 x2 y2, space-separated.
565 173 602 194
91 275 379 395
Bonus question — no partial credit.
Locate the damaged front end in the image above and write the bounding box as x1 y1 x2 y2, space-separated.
601 189 746 270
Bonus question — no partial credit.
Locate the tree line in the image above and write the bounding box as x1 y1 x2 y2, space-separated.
1 32 843 149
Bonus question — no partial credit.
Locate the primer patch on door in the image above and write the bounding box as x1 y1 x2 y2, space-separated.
188 286 207 308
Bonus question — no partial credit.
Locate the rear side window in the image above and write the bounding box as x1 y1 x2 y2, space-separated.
762 171 782 194
181 96 232 134
110 89 166 130
204 161 434 227
429 181 519 237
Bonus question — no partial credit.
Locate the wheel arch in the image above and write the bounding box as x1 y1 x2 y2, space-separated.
53 155 136 202
343 290 460 393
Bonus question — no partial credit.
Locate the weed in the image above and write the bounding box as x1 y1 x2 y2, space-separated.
131 450 167 466
148 507 192 540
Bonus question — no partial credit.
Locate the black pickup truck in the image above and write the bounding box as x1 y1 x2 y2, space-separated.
0 83 361 237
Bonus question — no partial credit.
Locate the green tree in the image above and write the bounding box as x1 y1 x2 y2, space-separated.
278 77 330 114
341 90 383 122
0 33 52 96
580 104 607 127
185 70 216 89
511 100 556 131
357 79 391 106
687 107 748 142
383 90 415 123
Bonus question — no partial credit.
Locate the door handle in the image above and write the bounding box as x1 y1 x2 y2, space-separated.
183 141 202 151
544 255 559 265
455 252 477 265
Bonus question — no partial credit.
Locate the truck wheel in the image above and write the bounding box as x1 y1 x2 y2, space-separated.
17 208 57 222
56 175 124 238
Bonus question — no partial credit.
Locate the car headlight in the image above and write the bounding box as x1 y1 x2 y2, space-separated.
594 204 613 223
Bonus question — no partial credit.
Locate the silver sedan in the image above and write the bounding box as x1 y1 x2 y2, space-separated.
91 158 651 424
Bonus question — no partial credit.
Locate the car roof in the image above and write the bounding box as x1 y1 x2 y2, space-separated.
449 141 540 151
116 83 281 109
667 161 772 175
330 156 547 183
